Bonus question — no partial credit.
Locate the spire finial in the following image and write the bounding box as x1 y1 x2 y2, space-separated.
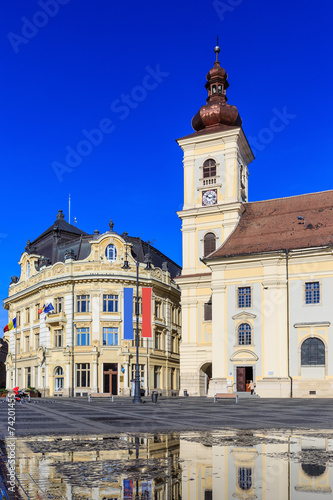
214 36 221 62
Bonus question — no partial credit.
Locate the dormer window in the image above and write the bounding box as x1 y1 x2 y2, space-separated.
105 244 117 262
26 261 30 279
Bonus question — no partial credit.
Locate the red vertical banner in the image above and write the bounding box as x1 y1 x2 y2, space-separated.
142 287 152 338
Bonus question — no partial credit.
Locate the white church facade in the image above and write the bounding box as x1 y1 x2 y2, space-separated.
176 44 333 398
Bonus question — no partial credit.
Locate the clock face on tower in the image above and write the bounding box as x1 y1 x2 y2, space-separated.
202 190 217 206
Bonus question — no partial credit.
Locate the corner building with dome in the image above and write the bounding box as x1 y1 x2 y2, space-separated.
3 212 181 397
175 45 333 398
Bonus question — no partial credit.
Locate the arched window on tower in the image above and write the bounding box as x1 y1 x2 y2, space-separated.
204 233 216 257
301 338 325 366
203 159 217 186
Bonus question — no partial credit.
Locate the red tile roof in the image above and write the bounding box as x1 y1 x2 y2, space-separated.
206 190 333 259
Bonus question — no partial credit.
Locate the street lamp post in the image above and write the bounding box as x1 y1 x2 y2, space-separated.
133 258 142 404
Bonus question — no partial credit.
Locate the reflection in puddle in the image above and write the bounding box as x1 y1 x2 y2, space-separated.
1 430 333 499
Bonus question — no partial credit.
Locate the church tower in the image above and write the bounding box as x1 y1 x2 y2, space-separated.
176 43 254 395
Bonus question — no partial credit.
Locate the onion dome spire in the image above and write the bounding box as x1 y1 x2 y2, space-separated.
191 41 242 132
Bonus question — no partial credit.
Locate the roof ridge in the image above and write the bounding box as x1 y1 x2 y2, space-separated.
246 189 333 206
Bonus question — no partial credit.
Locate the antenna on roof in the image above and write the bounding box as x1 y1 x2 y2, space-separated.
69 194 71 224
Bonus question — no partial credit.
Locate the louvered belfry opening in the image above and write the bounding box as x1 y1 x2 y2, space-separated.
204 232 216 257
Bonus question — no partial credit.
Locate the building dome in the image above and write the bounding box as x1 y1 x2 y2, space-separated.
191 44 242 132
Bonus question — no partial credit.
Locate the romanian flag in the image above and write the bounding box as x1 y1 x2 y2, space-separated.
3 317 16 333
142 287 152 338
38 303 54 314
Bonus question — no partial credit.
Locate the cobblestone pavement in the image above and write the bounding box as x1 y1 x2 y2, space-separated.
1 396 333 437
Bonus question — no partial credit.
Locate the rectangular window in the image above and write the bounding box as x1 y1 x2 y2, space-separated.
35 333 40 350
238 287 251 308
77 327 90 346
55 329 63 348
16 312 21 328
77 295 90 313
17 368 22 388
155 332 162 350
35 304 40 320
131 364 145 387
133 297 142 315
16 338 20 355
204 298 212 321
25 336 30 352
76 363 90 387
103 294 119 312
305 282 320 304
155 301 161 319
154 366 161 388
103 327 118 346
26 367 31 388
25 308 30 324
55 297 64 314
172 335 179 353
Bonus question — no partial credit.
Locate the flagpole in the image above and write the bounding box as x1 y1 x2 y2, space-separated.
133 257 142 404
14 326 17 388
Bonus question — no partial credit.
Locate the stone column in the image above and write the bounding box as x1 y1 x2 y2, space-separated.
92 352 98 392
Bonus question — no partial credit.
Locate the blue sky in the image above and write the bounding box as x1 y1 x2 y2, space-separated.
1 0 332 325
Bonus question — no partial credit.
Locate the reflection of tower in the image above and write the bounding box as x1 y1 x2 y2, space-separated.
293 436 332 494
231 448 258 499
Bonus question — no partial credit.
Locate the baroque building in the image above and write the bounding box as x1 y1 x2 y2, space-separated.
176 44 333 398
3 210 181 396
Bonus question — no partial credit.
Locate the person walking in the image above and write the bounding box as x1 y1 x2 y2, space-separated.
249 380 255 395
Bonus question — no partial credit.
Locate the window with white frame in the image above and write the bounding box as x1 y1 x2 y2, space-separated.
131 364 145 386
55 297 64 313
77 327 90 346
154 366 161 388
54 329 63 348
103 327 118 346
77 295 90 313
26 367 31 388
305 282 320 305
55 366 64 391
238 323 252 345
238 287 251 308
105 244 117 261
76 363 90 387
301 337 325 366
203 159 217 186
103 294 118 312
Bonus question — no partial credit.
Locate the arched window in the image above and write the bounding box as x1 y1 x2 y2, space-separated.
203 159 216 178
204 233 216 257
54 366 64 391
26 261 30 279
301 338 325 366
105 244 117 262
238 323 252 345
238 468 252 490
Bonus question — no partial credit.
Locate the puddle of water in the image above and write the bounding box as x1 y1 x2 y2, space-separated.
1 429 333 499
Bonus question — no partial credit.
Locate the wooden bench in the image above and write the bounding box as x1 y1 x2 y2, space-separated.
214 393 238 404
88 393 113 402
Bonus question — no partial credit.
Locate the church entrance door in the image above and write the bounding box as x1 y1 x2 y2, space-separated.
237 366 253 392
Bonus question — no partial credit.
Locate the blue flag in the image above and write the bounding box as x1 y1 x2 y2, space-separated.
44 303 54 314
123 288 134 340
